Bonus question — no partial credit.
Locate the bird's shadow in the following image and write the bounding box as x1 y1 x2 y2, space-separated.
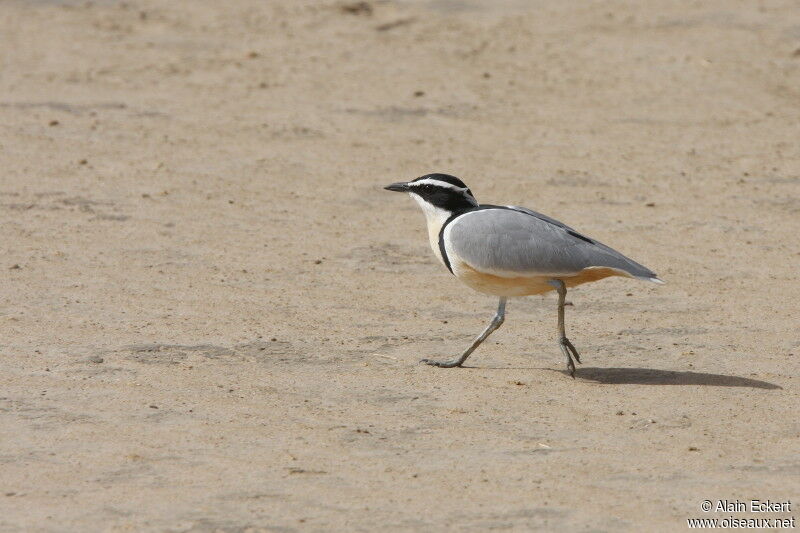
472 365 782 390
567 367 781 389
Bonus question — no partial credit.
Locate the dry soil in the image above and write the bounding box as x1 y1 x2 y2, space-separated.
1 0 799 531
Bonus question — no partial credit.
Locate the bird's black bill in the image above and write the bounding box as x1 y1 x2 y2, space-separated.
384 182 410 192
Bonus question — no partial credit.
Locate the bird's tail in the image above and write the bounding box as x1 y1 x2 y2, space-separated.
635 275 665 284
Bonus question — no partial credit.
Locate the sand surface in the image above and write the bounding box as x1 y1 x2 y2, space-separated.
1 0 799 531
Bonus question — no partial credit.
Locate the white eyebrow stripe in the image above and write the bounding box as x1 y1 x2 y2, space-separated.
410 178 466 191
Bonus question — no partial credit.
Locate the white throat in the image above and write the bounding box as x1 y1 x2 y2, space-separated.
411 193 453 265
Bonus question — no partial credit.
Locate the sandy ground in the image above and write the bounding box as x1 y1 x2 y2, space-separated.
1 0 799 531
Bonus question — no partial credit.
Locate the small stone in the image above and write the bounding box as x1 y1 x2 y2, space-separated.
88 355 104 364
616 410 624 415
9 264 21 270
271 337 277 342
49 120 59 126
314 259 322 264
645 202 655 207
413 90 425 97
79 159 88 165
340 2 373 15
688 446 699 451
149 405 158 409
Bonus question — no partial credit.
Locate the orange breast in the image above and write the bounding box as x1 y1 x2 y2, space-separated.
454 261 628 296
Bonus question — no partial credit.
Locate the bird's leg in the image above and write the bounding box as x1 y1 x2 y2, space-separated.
551 279 581 378
422 297 507 368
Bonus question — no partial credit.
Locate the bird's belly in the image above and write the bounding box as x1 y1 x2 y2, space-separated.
452 260 627 297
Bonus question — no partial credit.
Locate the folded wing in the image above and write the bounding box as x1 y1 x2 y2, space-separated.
446 206 658 280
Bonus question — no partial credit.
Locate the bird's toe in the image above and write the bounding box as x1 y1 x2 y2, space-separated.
421 358 461 368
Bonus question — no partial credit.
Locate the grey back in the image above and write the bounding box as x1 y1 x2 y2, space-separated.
447 206 657 279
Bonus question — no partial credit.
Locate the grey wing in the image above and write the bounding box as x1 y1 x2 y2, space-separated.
503 205 577 231
447 207 658 279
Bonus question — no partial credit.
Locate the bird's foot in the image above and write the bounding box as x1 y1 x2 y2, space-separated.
559 336 581 378
561 336 581 364
566 357 576 378
421 357 463 368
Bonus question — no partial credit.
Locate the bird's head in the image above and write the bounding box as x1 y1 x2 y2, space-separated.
384 173 478 216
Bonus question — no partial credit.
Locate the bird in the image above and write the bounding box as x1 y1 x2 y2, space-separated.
384 173 663 376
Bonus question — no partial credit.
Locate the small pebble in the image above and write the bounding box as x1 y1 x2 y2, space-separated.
340 2 373 15
88 356 104 364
